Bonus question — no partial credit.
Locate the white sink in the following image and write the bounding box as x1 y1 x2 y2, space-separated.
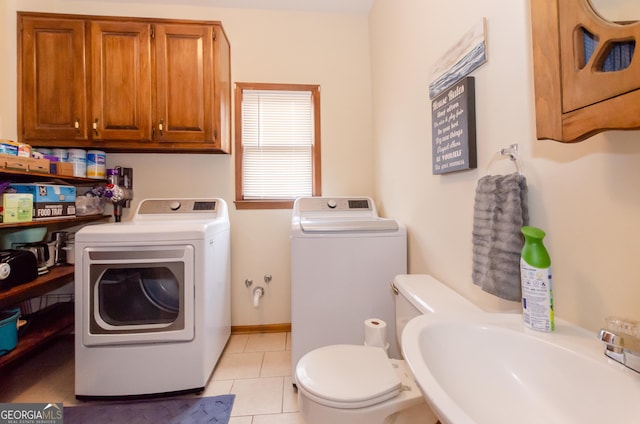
402 312 640 424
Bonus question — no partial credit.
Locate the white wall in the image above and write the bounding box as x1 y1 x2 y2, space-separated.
6 0 638 333
1 0 374 326
370 0 640 332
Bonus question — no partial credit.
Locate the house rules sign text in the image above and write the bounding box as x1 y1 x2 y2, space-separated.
431 76 477 175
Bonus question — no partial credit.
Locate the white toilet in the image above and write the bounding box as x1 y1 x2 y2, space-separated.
295 274 481 424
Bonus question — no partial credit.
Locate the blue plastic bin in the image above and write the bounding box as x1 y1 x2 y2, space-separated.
0 308 20 355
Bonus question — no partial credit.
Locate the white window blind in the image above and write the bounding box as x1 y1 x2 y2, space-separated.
241 89 315 200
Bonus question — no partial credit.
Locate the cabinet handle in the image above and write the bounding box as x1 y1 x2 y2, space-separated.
158 119 164 135
92 118 99 136
74 119 80 134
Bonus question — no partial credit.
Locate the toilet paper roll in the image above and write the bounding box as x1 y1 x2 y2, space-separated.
364 318 388 349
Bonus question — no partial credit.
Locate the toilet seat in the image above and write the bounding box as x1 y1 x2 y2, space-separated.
296 344 402 409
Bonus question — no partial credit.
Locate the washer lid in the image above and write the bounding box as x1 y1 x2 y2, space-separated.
300 217 399 233
296 345 401 408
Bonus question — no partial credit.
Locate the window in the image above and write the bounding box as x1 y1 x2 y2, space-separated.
234 82 321 209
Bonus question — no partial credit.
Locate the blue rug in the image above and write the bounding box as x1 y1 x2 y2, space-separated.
64 394 235 424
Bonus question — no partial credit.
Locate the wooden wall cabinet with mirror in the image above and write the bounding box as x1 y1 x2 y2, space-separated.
531 0 640 142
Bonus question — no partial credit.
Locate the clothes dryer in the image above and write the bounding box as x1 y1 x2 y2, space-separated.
74 198 230 399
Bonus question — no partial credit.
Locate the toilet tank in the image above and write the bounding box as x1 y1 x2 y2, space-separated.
393 274 481 348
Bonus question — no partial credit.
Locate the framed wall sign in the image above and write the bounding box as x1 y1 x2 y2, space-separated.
429 18 487 99
431 76 477 175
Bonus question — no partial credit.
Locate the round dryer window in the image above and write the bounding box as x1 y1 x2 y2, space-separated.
140 267 181 312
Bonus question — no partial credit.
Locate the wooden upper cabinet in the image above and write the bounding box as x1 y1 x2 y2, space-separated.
19 16 88 142
154 23 231 151
90 20 153 142
155 24 211 144
530 0 640 142
17 13 231 153
213 24 232 154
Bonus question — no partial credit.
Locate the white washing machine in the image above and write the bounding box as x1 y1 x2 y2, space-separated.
74 198 230 399
290 196 407 381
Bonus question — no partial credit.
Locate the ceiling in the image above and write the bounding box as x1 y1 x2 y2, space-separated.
95 0 374 14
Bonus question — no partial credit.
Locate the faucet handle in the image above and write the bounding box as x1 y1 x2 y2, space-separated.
599 328 640 374
599 329 623 353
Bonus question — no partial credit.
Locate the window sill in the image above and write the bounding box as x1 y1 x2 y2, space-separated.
234 200 294 210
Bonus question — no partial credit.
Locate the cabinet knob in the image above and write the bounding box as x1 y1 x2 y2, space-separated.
158 119 164 135
74 119 80 134
92 118 99 136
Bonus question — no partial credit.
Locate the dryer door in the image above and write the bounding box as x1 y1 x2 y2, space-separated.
80 244 195 346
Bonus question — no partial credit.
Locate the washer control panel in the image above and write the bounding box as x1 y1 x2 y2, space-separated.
297 197 372 213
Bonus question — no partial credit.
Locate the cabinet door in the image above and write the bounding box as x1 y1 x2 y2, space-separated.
90 21 152 142
19 16 88 142
212 24 231 153
154 24 215 145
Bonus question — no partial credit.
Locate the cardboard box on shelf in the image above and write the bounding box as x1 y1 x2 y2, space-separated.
0 154 50 173
27 157 50 173
50 161 74 176
9 184 76 219
0 140 19 156
0 193 33 223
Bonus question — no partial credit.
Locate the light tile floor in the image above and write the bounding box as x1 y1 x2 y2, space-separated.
0 332 305 424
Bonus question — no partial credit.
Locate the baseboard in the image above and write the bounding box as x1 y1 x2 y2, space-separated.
231 323 291 334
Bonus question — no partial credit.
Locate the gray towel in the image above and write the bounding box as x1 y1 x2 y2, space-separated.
472 173 529 301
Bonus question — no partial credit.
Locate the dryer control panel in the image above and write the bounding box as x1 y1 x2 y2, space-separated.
134 198 225 221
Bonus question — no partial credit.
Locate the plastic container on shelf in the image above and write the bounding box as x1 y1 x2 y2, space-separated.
62 242 75 264
67 149 87 177
75 196 106 216
86 150 106 179
0 308 20 355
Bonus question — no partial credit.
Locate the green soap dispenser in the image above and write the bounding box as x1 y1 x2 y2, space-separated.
520 226 554 332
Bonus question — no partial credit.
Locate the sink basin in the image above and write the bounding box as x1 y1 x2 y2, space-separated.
402 312 640 424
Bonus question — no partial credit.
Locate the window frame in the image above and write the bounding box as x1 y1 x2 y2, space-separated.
234 82 322 210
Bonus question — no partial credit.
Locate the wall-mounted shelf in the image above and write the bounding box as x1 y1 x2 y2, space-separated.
0 167 110 230
0 167 105 184
0 302 73 370
0 214 109 230
0 168 109 369
0 265 76 370
0 265 74 309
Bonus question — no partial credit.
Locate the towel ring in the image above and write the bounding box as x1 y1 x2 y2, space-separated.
485 144 523 175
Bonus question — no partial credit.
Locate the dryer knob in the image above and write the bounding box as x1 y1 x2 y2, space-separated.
170 201 181 211
327 199 337 209
0 263 10 280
